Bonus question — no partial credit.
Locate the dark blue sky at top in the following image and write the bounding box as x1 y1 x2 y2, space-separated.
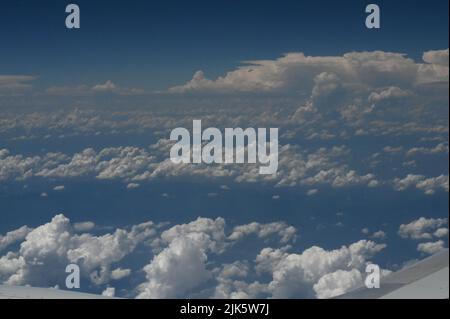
1 0 448 90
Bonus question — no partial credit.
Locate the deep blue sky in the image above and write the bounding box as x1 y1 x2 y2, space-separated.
1 0 448 90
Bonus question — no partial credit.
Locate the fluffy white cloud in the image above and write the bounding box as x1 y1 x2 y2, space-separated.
255 240 386 298
0 142 380 191
422 49 449 66
92 80 117 92
73 221 95 232
137 217 228 298
0 214 394 299
137 218 297 299
169 50 448 94
417 240 446 255
137 237 210 299
102 287 115 297
434 228 449 238
398 217 448 240
110 268 131 280
228 222 297 244
393 174 449 195
126 183 140 189
406 143 449 157
371 230 387 239
313 269 363 299
0 214 157 287
0 226 33 252
368 86 412 104
213 262 267 299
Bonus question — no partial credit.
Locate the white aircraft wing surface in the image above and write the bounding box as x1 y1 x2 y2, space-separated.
337 249 449 299
0 285 112 299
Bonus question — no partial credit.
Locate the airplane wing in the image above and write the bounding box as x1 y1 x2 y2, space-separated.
0 285 112 299
337 249 449 299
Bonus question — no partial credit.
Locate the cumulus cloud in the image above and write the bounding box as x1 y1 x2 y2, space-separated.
0 214 157 287
228 222 297 244
371 230 387 239
406 143 449 157
126 183 140 189
0 214 393 299
213 261 267 299
434 228 449 238
169 50 448 94
368 86 412 104
0 142 379 191
111 268 131 280
417 240 446 255
73 221 95 232
0 226 33 252
102 287 115 297
137 217 302 298
422 49 449 66
313 269 363 299
398 217 448 240
393 174 449 195
136 217 229 298
137 237 210 298
92 80 117 92
255 240 386 298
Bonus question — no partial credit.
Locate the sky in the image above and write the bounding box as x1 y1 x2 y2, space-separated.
1 0 448 89
0 0 449 299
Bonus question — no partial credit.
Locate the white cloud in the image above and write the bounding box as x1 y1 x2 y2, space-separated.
398 217 448 240
73 221 95 232
369 86 412 104
169 50 448 94
160 217 227 253
111 268 132 280
313 269 363 299
137 237 210 299
434 228 449 238
255 240 386 298
92 80 117 92
417 240 446 255
422 49 449 66
228 222 297 244
213 262 267 299
406 143 449 157
371 230 387 239
136 217 228 298
0 226 33 252
0 214 394 299
393 174 449 195
0 214 157 287
126 183 140 189
102 287 115 297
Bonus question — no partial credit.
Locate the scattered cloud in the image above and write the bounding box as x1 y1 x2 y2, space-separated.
417 240 446 255
398 217 448 240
